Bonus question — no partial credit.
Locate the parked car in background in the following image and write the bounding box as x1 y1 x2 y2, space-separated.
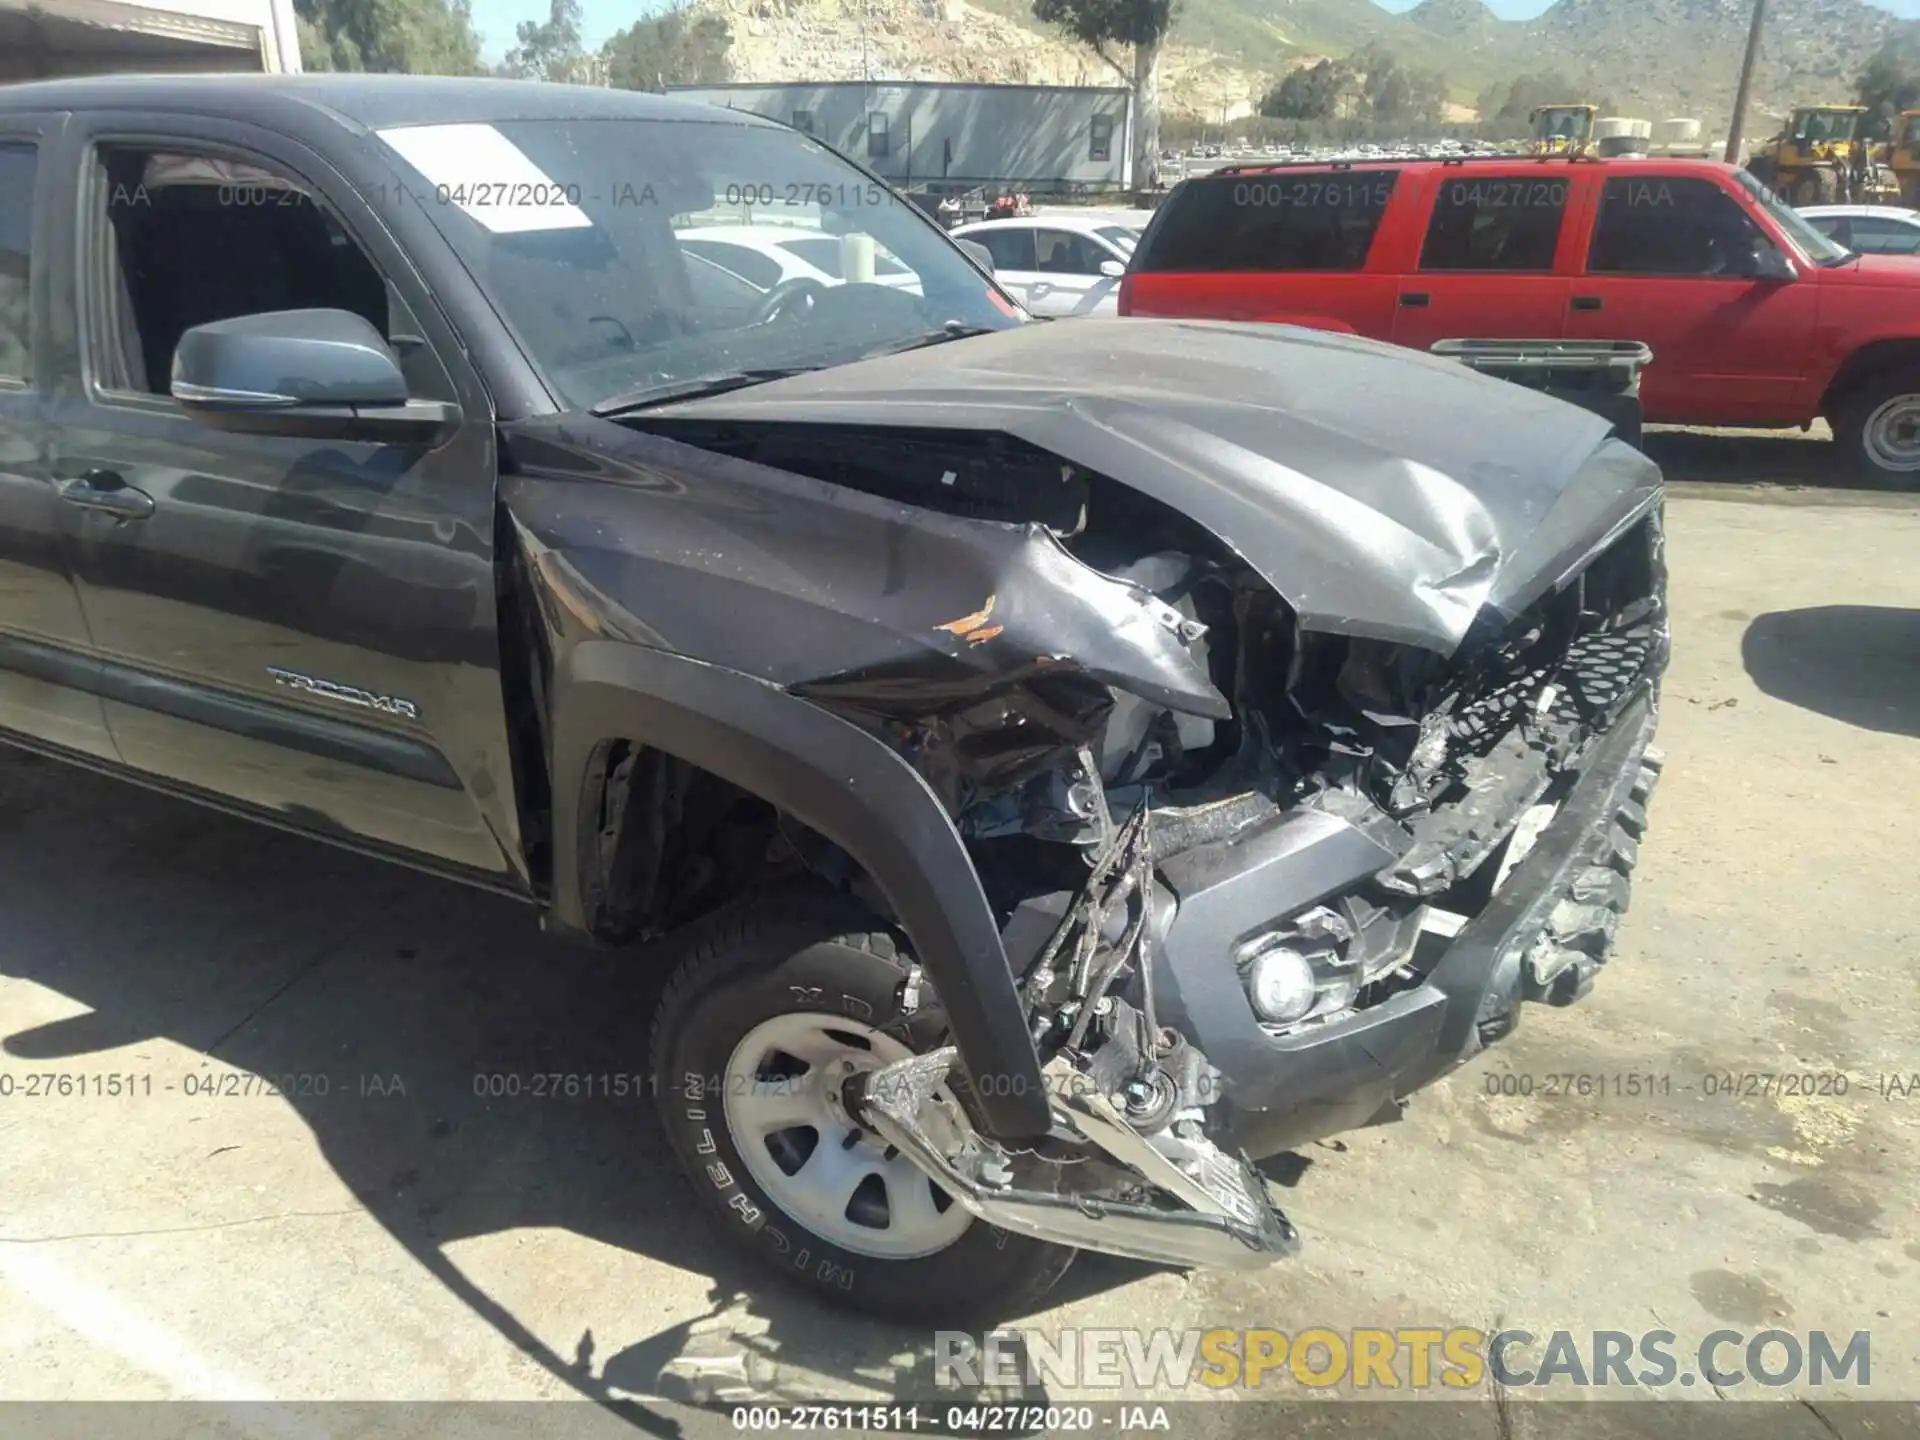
676 222 922 296
952 214 1141 316
1797 204 1920 256
1121 155 1920 484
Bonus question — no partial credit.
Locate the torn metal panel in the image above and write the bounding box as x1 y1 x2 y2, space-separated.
498 413 1226 807
633 318 1666 657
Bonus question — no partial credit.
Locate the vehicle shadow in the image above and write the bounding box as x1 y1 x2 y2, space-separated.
1639 427 1845 487
1742 606 1920 738
0 749 1155 1424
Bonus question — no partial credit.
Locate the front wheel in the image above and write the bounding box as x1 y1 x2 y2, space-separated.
649 886 1075 1322
1835 365 1920 489
1795 168 1838 205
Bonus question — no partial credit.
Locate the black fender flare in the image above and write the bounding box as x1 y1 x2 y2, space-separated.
547 639 1050 1139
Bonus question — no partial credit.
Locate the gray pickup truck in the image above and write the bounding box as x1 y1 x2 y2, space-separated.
0 74 1667 1321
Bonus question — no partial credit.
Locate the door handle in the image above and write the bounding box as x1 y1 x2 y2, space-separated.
1572 295 1604 311
57 471 156 521
1399 292 1430 308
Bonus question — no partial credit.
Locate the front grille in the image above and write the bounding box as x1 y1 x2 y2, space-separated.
1379 507 1667 896
1441 508 1667 762
1447 619 1660 751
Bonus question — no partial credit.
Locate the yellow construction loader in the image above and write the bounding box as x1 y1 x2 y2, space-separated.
1743 104 1891 205
1884 109 1920 205
1530 104 1597 156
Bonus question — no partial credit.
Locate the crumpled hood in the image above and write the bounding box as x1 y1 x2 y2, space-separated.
648 318 1663 656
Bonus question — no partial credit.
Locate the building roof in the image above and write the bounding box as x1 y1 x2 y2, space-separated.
0 73 779 131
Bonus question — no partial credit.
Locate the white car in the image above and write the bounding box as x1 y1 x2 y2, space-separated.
1795 204 1920 256
950 214 1143 317
674 223 922 294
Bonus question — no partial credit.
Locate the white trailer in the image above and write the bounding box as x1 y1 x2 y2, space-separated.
0 0 301 81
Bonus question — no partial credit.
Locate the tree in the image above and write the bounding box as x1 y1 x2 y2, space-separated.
294 0 483 74
1404 68 1449 125
502 0 592 83
1031 0 1173 188
604 3 734 91
1859 25 1920 125
1261 48 1445 128
1476 71 1608 137
1260 60 1348 121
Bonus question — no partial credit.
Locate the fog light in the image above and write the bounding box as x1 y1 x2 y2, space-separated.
1245 945 1317 1025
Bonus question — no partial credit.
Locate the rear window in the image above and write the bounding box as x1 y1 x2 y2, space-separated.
1133 170 1400 273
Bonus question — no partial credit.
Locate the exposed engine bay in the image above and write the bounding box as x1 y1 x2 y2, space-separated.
619 409 1668 1267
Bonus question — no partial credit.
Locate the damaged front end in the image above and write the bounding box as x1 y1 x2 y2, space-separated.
821 449 1664 1272
502 321 1669 1274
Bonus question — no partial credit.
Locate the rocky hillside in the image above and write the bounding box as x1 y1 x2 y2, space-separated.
693 0 1905 132
1413 0 1896 130
1404 0 1498 39
1516 0 1896 126
702 0 1276 119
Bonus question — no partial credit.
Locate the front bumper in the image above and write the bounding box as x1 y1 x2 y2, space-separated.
1148 689 1663 1160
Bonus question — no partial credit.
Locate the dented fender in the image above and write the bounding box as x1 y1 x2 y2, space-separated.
499 411 1225 764
543 638 1052 1138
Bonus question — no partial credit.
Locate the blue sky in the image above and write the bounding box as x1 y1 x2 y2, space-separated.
473 0 1920 62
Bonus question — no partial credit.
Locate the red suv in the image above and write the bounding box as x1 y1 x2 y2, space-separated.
1120 156 1920 484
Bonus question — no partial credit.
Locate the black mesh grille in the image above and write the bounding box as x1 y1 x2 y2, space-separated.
1442 510 1665 758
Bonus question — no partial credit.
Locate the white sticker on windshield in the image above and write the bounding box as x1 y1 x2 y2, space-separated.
376 123 593 235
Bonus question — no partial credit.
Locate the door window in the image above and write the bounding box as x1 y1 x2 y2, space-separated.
976 227 1037 271
1131 170 1400 273
0 142 35 382
1586 177 1770 277
1419 176 1568 272
1034 230 1104 275
1845 217 1920 254
85 146 409 400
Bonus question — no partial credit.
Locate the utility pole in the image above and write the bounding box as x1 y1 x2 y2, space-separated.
1724 0 1768 164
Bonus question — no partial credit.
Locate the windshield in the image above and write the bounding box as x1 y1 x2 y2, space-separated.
1539 108 1591 140
1904 116 1920 148
1732 169 1854 264
1792 110 1855 143
376 118 1024 410
1097 224 1142 256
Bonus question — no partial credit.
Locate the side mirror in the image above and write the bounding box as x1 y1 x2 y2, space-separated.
1747 242 1798 282
172 308 459 445
955 237 995 275
1098 258 1126 279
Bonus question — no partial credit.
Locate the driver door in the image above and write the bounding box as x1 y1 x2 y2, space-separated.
969 226 1040 309
1028 229 1125 317
43 114 525 885
1563 174 1817 425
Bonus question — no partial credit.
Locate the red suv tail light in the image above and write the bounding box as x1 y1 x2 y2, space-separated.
1117 273 1136 316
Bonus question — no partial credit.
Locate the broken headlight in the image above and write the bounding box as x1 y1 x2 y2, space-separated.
1236 904 1356 1028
